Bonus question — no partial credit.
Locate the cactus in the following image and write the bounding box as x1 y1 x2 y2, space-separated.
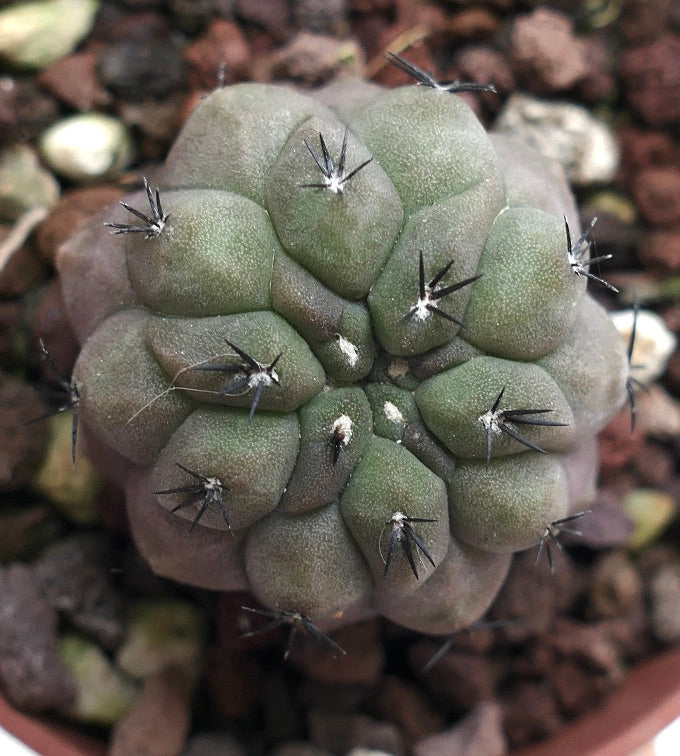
57 75 628 641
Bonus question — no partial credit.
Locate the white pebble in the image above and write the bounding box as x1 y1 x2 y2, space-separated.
40 113 134 182
610 308 677 384
495 93 619 186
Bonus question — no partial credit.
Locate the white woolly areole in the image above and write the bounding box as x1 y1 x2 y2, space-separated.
332 414 353 445
335 334 359 366
248 367 277 389
611 309 677 384
478 409 502 434
384 401 405 425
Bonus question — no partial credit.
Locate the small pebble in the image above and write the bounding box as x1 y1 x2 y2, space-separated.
494 93 619 185
610 308 676 384
39 112 134 182
0 144 59 222
58 633 138 726
0 0 99 70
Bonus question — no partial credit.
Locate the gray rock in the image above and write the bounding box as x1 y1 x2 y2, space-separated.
494 93 619 186
0 563 76 711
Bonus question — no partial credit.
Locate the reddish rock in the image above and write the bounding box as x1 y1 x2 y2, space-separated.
413 701 507 756
183 20 250 90
620 36 680 126
632 167 680 226
638 227 680 273
110 666 192 756
510 8 588 93
374 675 444 744
38 52 112 111
35 185 122 264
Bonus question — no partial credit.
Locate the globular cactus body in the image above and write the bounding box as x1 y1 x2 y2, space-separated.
58 80 628 637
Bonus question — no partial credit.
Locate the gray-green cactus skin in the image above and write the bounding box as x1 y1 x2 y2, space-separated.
57 81 628 637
